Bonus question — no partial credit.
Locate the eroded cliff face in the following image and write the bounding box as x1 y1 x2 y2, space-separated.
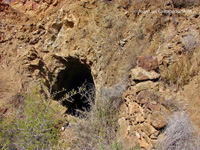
0 0 176 87
0 0 200 149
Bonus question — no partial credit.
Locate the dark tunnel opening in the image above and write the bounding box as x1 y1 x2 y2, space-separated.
53 59 95 116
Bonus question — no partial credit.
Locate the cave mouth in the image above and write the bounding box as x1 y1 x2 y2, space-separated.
52 59 95 116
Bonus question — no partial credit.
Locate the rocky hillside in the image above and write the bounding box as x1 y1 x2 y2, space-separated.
0 0 200 149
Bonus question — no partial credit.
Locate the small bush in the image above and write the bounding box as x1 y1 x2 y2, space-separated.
0 86 63 150
157 111 200 150
182 33 197 55
66 84 124 150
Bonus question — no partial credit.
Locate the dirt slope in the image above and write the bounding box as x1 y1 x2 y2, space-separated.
0 0 200 149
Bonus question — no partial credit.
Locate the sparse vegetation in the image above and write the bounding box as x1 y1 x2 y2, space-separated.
162 54 193 86
182 33 197 54
0 81 131 150
0 86 64 150
160 47 200 87
65 85 125 150
157 111 200 150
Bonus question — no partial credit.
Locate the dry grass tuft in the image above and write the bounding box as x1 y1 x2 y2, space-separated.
157 111 200 150
160 48 200 88
65 84 124 150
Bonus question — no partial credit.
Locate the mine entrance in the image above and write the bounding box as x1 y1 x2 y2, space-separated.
53 58 95 116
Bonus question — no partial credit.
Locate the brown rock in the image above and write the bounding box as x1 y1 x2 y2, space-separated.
130 67 160 81
122 87 136 100
135 113 145 124
141 123 156 137
150 130 160 140
122 90 130 100
146 103 161 111
137 90 155 104
129 101 140 115
125 96 135 104
150 134 158 140
138 137 150 149
150 139 158 147
154 104 162 111
150 111 167 129
136 55 159 71
133 81 159 93
146 104 155 111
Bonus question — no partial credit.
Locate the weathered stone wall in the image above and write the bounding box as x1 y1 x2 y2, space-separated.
117 55 180 149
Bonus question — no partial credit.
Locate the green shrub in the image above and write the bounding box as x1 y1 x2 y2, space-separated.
0 86 63 150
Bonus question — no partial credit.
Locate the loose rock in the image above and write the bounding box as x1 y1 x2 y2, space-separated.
130 67 160 81
150 111 167 129
136 55 159 71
